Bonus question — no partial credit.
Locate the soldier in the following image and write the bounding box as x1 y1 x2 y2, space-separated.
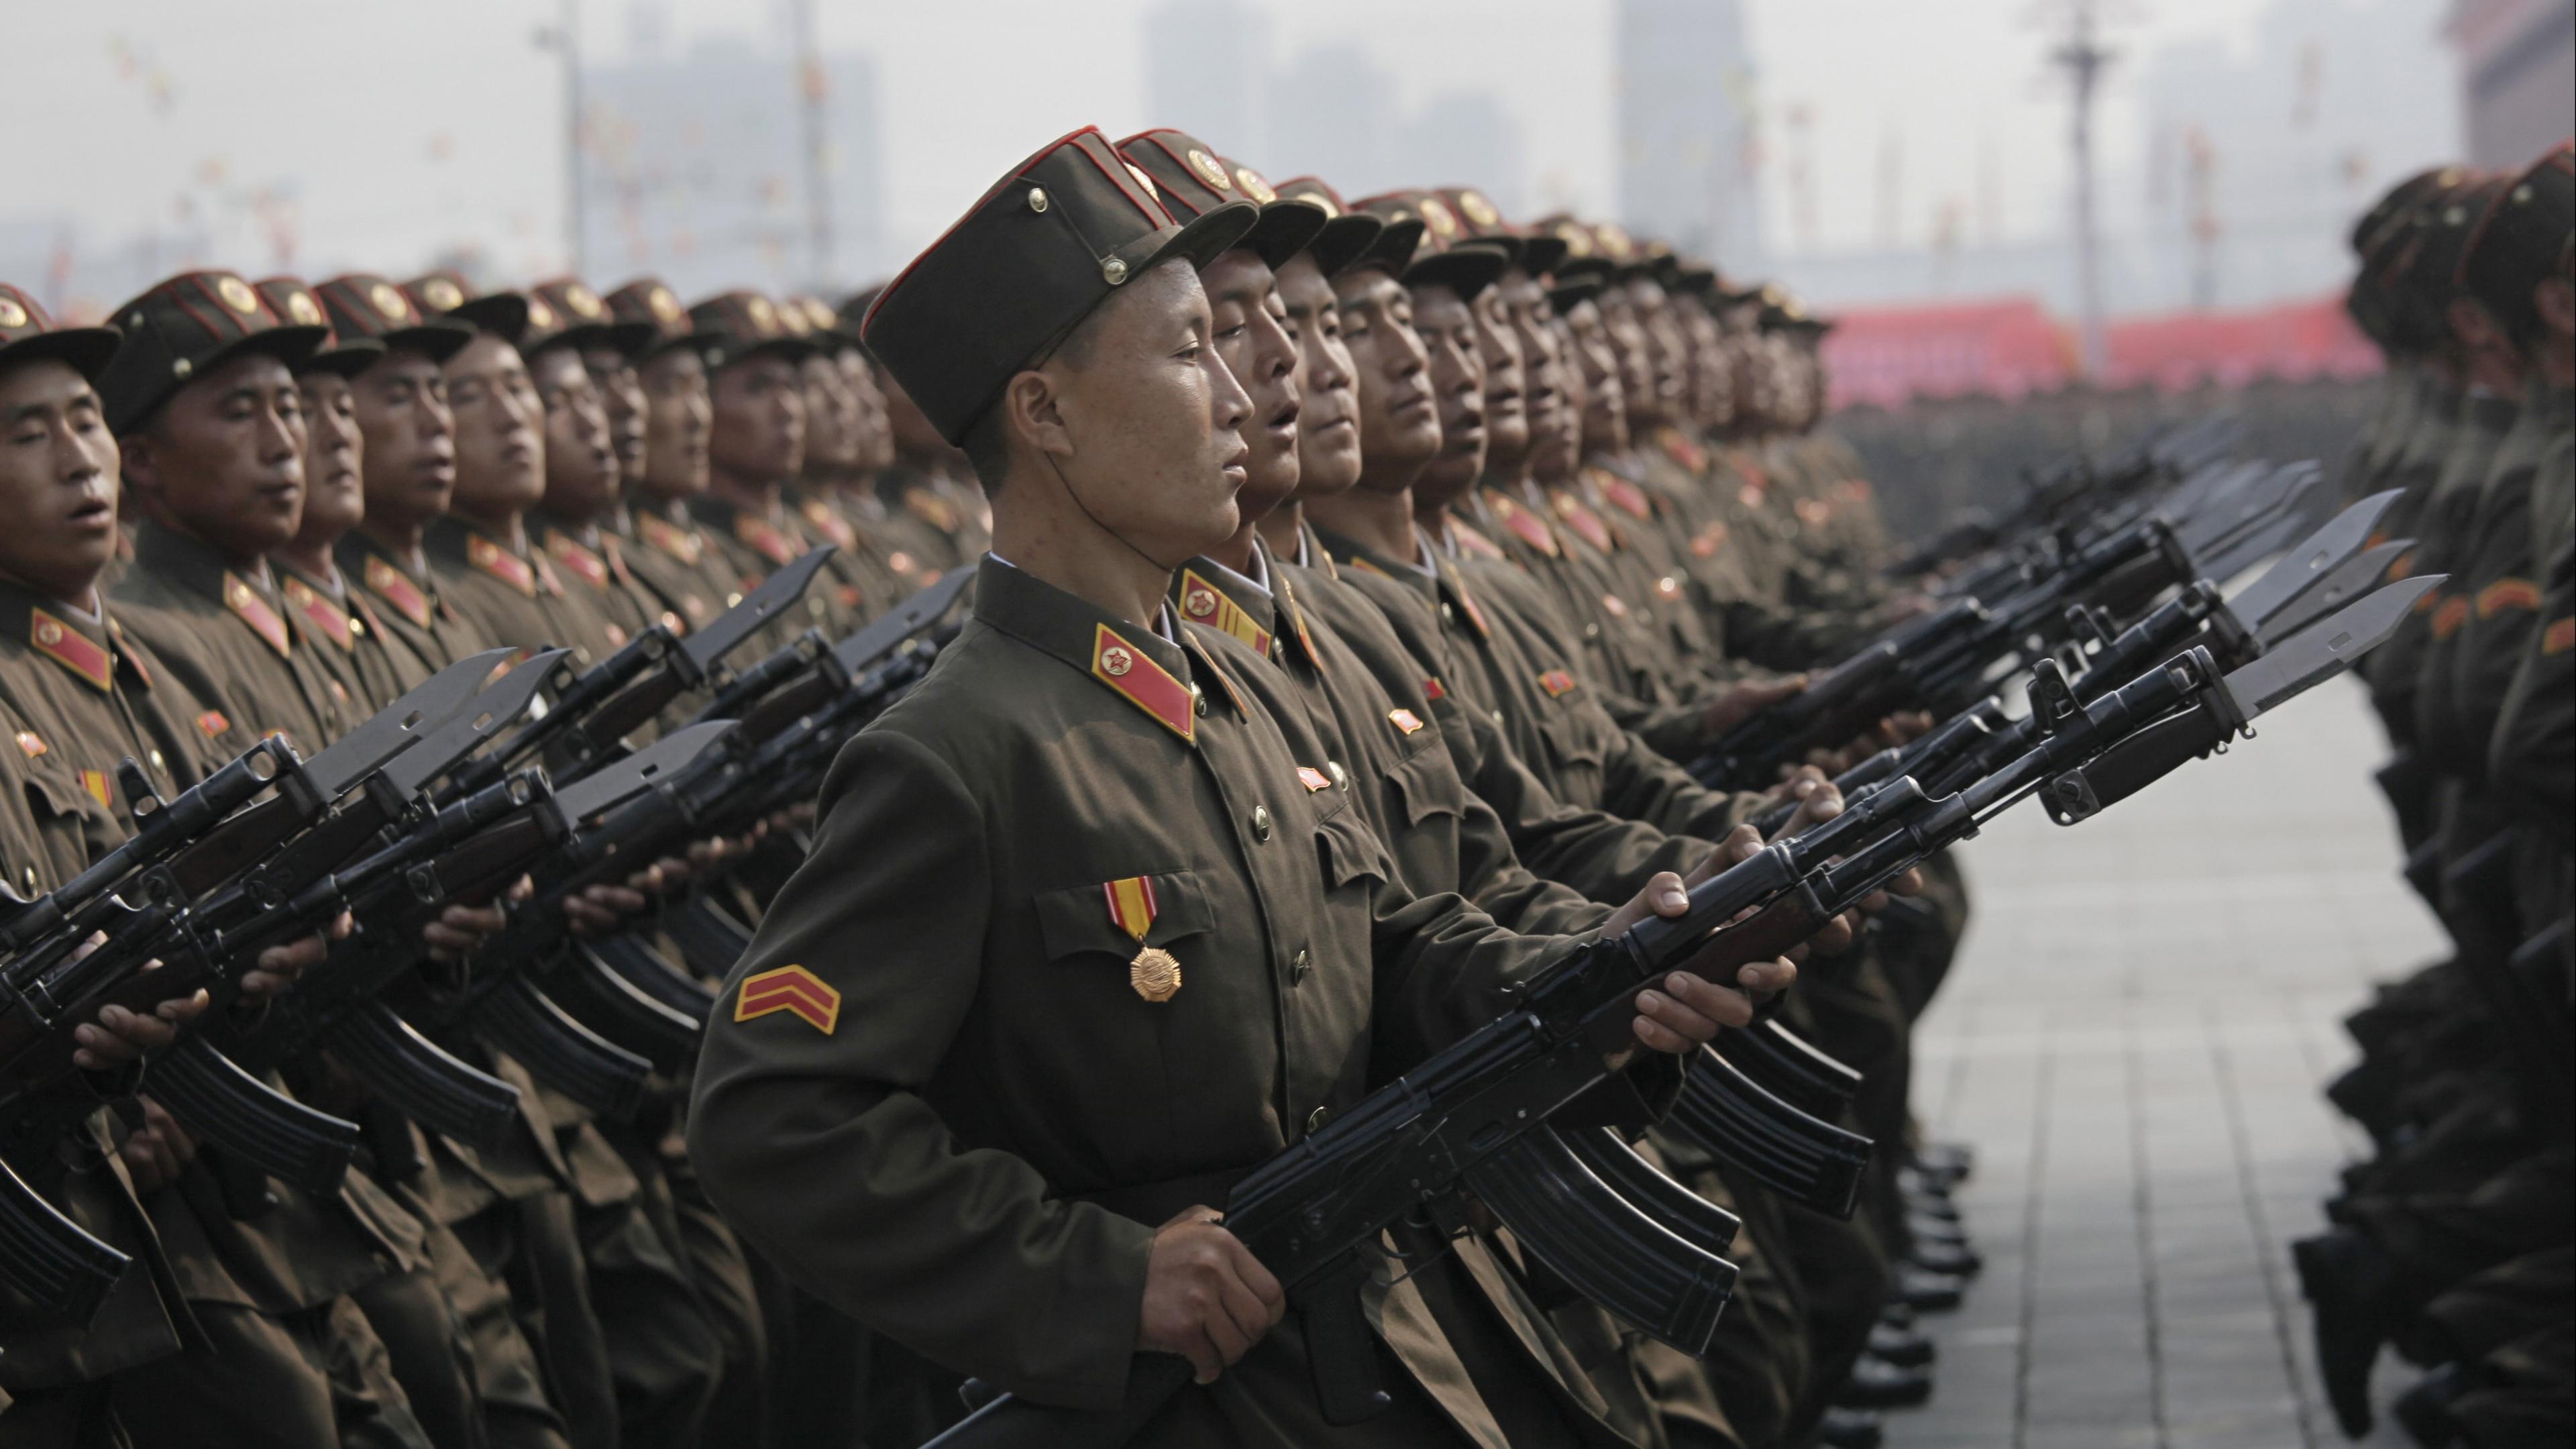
309 273 492 674
254 276 438 712
690 125 1783 1448
101 271 356 753
601 278 745 638
518 282 672 655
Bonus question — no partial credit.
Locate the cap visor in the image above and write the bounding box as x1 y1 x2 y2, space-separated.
449 294 531 345
1403 244 1509 301
1308 214 1387 278
1519 235 1571 276
381 321 476 366
0 328 123 384
1240 202 1332 271
1547 275 1606 314
1553 255 1615 282
1140 199 1263 276
1358 218 1427 276
300 338 388 380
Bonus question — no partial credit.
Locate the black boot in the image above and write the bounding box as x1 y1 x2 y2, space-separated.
1813 1407 1884 1448
1833 1353 1935 1409
1868 1319 1936 1368
2293 1227 2398 1438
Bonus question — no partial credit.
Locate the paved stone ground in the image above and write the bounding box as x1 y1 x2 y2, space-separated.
1885 678 2446 1449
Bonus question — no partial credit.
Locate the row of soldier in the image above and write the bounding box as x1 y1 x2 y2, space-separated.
0 122 2043 1449
2295 142 2575 1447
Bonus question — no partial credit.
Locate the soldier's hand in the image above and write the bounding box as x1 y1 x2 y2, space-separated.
1137 1207 1285 1384
119 1097 197 1195
562 879 654 936
424 877 533 961
1701 674 1807 735
1609 853 1798 1051
239 914 352 1000
1764 768 1843 839
72 979 209 1071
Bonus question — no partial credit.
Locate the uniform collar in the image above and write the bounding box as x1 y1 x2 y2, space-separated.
337 528 443 629
1175 551 1283 661
974 555 1243 743
0 574 155 693
427 515 555 598
132 523 296 657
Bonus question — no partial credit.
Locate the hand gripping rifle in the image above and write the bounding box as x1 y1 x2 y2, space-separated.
220 724 733 1134
928 574 2436 1449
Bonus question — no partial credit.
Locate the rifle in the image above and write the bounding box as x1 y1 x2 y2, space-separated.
433 546 834 809
0 651 527 1189
925 574 2434 1448
0 1150 128 1328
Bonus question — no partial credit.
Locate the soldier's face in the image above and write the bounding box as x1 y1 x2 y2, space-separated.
1497 271 1566 470
1330 270 1438 490
291 370 364 546
1408 284 1487 511
531 345 618 519
842 351 895 471
1562 301 1629 454
1681 303 1735 431
1031 258 1248 561
799 354 861 475
1469 282 1529 469
1278 254 1362 501
352 351 455 530
443 333 545 517
709 355 805 486
125 352 307 559
1627 278 1688 424
1536 317 1583 480
1201 249 1301 524
1595 289 1658 425
582 345 649 484
638 349 710 499
0 359 121 602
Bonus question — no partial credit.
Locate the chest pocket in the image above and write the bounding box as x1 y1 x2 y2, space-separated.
1314 808 1392 894
1533 712 1609 775
1032 870 1218 964
15 762 117 892
1381 740 1469 828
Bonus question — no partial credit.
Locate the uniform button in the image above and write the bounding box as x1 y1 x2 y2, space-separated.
148 750 164 771
1251 805 1271 841
1584 623 1601 639
1440 602 1456 623
1325 761 1346 789
1305 1106 1330 1135
1291 948 1311 981
1190 684 1206 716
1492 710 1507 728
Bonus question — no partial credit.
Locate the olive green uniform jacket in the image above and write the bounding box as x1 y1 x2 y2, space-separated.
691 557 1624 1448
110 523 357 756
334 529 494 674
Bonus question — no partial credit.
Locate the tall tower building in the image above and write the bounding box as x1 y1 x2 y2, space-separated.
1616 0 1766 268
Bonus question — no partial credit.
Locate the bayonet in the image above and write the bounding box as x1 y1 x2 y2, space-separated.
2260 539 2414 643
2222 490 2402 631
2215 574 2443 722
380 650 571 799
832 567 974 676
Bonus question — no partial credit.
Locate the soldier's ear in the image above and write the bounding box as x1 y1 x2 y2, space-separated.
115 428 161 502
1000 367 1072 464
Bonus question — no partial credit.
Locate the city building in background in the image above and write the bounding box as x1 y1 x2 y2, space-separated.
2447 0 2576 164
1616 0 1766 270
575 30 887 299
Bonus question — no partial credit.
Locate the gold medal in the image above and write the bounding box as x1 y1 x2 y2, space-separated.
1128 946 1183 1003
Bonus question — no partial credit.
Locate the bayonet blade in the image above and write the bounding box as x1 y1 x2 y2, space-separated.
830 567 975 675
2183 461 2317 556
295 647 518 799
2223 490 2402 630
2194 505 2312 588
680 547 836 673
550 722 735 822
2218 575 2443 720
2261 539 2414 643
382 650 573 798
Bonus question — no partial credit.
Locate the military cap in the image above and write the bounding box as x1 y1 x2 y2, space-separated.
255 276 384 379
785 295 862 353
860 125 1258 445
1586 221 1658 282
2457 143 2575 331
602 278 714 362
1546 272 1607 315
1267 176 1392 278
686 290 823 374
527 278 657 361
2353 174 2480 354
97 269 327 435
311 274 476 364
2382 174 2509 356
835 285 885 364
0 282 120 383
1116 129 1329 270
2351 166 2466 258
1530 213 1613 282
401 270 530 345
1436 186 1560 274
1352 189 1508 300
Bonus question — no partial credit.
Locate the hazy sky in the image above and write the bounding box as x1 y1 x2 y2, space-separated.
1 0 2451 309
